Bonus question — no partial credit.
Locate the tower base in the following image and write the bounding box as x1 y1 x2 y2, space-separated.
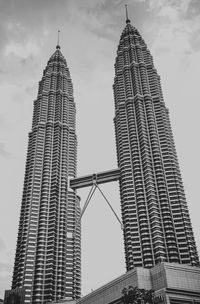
77 263 200 304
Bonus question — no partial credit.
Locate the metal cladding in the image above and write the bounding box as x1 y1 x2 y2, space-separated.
12 46 81 303
113 20 199 270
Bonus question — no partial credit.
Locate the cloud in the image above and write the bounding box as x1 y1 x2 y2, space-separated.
4 40 40 59
0 262 10 273
0 239 6 252
70 0 152 42
0 114 6 128
186 0 200 18
0 260 12 281
147 0 192 15
142 0 200 56
0 0 72 56
24 84 38 95
0 143 11 159
189 31 200 51
0 261 12 297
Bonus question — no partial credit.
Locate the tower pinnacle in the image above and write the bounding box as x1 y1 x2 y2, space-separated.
56 30 60 49
125 4 130 24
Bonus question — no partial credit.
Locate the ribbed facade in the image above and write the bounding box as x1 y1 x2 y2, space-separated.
113 19 199 270
12 45 81 303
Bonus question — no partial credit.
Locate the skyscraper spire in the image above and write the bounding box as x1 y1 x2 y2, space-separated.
125 4 130 24
56 29 60 49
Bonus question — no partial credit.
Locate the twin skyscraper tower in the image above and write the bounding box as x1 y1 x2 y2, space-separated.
9 13 199 304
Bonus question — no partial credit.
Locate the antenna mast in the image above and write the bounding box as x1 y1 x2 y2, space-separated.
125 4 130 23
56 30 60 49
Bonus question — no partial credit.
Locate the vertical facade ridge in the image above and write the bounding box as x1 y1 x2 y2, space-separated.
114 22 199 270
12 47 81 303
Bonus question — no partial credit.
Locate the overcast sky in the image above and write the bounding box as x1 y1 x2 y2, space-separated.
0 0 200 299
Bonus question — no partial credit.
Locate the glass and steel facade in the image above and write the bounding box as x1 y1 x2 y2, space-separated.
113 19 199 270
12 46 81 303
